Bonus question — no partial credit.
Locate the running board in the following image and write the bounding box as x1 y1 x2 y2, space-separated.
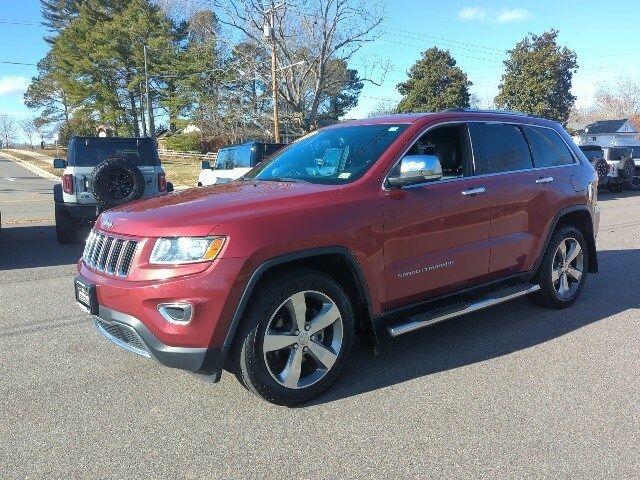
387 283 540 337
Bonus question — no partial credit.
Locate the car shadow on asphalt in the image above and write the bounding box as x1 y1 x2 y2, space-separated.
308 249 640 406
0 224 87 270
597 189 639 201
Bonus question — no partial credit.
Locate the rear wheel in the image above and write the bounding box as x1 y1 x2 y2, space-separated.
533 226 587 309
627 174 640 192
591 158 608 184
233 269 354 406
55 204 76 244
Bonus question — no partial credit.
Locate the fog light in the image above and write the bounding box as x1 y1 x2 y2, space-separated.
158 303 193 324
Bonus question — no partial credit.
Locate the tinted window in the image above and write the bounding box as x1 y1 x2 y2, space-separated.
631 147 640 158
523 126 575 168
246 124 409 185
215 143 254 169
72 139 160 167
477 123 533 174
580 148 603 162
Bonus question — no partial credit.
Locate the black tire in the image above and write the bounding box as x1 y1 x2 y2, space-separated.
232 269 355 406
591 158 608 183
628 174 640 192
606 181 625 193
55 204 76 244
89 155 145 209
532 225 588 309
617 157 635 180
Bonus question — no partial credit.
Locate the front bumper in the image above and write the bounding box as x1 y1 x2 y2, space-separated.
91 304 223 378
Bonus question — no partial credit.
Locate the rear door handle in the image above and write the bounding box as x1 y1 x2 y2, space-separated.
461 187 486 196
535 176 554 184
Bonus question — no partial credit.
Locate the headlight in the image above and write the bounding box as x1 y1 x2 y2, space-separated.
150 236 226 264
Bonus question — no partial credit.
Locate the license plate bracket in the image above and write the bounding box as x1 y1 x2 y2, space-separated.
75 277 98 315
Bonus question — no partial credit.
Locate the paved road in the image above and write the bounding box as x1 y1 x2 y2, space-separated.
1 154 639 478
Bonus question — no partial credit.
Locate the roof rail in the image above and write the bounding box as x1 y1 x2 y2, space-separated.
445 108 529 116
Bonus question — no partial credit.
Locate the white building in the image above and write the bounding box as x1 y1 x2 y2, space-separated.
578 119 639 147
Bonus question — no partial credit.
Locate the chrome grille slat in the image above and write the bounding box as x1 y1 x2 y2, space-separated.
97 237 114 271
82 230 138 278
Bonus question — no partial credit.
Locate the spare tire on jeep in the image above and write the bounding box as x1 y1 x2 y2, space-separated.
591 158 608 184
89 155 145 210
618 156 636 180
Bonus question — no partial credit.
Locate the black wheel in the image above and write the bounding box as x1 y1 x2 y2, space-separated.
55 204 76 244
627 174 640 192
532 226 587 309
89 155 145 209
591 158 608 184
606 181 625 193
232 269 354 406
617 157 635 180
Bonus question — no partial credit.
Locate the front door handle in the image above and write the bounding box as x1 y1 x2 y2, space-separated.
535 176 554 184
461 187 486 196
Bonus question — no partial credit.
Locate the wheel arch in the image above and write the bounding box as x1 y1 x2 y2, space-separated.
219 247 378 369
535 205 598 274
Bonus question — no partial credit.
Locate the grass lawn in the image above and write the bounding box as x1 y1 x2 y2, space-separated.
4 150 60 177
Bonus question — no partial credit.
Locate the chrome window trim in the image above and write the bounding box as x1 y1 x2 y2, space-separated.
382 119 579 191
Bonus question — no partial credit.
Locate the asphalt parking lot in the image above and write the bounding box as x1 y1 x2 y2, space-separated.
1 153 639 478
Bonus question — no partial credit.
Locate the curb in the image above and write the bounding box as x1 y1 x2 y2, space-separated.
1 151 59 181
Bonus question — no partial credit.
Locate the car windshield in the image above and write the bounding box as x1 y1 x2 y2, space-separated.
73 140 160 167
243 124 409 184
214 144 254 169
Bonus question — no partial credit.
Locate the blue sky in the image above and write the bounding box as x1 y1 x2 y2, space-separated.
1 0 639 132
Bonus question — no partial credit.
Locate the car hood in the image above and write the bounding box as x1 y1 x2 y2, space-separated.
96 181 341 237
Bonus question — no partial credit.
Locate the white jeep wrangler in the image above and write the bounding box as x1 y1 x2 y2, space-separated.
53 136 172 243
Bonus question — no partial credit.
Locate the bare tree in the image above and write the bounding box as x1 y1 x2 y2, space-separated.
211 0 385 133
20 118 38 149
0 114 17 149
594 78 640 119
367 99 397 117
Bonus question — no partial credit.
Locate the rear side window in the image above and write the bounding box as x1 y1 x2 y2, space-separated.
475 123 533 174
215 143 254 169
522 126 575 168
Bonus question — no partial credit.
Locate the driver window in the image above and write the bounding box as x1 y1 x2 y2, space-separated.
397 124 473 180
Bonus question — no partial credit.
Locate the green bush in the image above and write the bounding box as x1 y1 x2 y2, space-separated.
164 133 202 152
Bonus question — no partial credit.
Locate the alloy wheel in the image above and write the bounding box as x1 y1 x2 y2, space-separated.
552 237 584 300
262 290 343 390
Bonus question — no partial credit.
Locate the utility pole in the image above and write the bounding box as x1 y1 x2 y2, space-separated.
139 83 147 137
143 45 155 140
264 2 284 143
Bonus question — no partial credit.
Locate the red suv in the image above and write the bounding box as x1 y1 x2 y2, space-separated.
75 110 600 405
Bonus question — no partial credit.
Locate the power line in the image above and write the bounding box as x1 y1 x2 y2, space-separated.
0 60 37 66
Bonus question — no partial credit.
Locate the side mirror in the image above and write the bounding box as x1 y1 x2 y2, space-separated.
201 160 211 170
166 182 174 192
53 158 67 169
387 154 442 188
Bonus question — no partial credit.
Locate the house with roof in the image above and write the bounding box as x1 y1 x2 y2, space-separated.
578 119 639 147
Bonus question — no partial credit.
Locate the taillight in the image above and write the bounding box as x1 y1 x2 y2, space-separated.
62 174 74 194
158 172 167 192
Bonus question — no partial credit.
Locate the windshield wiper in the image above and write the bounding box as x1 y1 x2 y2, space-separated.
262 177 309 183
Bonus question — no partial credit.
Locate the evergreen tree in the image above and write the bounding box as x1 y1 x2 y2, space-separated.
396 47 471 113
495 30 578 124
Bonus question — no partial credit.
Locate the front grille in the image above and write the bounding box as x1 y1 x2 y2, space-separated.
95 318 149 357
83 230 138 277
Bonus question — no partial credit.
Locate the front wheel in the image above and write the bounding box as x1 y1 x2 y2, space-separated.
532 226 588 309
233 269 354 406
627 174 640 192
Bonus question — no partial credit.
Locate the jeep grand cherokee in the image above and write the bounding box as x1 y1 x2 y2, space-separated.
74 110 600 406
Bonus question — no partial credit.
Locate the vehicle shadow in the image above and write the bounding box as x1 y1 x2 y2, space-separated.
597 188 639 201
308 248 640 406
0 224 87 270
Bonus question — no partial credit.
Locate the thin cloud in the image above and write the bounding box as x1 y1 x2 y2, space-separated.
458 7 487 21
496 8 532 23
0 76 29 96
458 6 532 23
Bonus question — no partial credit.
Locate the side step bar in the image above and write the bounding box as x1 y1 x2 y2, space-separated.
387 283 540 337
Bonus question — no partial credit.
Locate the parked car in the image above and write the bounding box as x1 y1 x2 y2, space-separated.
74 110 599 406
601 146 637 193
624 145 640 191
53 136 173 244
578 145 608 186
197 141 286 186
